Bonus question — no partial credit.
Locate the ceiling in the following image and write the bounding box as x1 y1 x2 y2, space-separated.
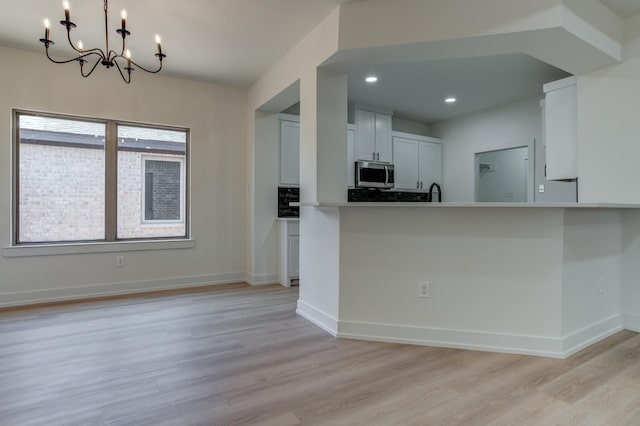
0 0 350 87
600 0 640 18
347 54 570 124
0 0 634 94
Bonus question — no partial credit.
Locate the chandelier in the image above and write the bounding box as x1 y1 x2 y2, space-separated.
39 0 166 84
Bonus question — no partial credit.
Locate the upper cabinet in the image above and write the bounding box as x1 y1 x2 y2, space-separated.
355 107 392 163
280 119 300 186
347 125 356 188
543 76 577 180
392 133 442 192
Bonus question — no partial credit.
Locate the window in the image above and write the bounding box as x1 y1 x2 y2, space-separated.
13 110 189 245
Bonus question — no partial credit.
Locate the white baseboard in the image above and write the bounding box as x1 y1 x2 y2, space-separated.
624 313 640 332
246 273 280 286
562 314 625 357
0 272 247 308
296 299 338 336
337 315 628 359
337 321 565 358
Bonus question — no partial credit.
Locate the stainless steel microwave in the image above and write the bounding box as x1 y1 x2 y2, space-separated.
355 161 394 189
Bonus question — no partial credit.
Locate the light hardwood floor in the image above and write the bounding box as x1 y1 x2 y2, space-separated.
1 283 639 425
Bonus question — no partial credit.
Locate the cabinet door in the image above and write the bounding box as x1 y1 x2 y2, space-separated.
280 120 300 186
289 235 300 278
356 109 376 161
418 141 442 192
392 137 420 190
545 81 577 180
375 113 393 163
347 128 356 188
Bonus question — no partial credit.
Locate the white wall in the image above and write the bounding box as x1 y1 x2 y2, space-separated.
622 210 640 331
0 46 247 305
392 117 430 137
561 210 622 338
577 14 640 203
338 206 566 356
250 112 282 284
431 97 539 202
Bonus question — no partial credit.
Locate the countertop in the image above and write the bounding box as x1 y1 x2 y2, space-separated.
291 202 640 209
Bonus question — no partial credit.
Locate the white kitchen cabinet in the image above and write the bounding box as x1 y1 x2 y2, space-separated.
543 76 577 180
347 125 356 188
355 107 392 163
279 220 299 287
289 235 300 278
280 120 300 186
392 133 442 192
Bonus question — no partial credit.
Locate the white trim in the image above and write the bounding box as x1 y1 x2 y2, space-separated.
296 299 338 336
354 104 394 116
337 321 565 358
3 239 196 257
247 273 280 286
278 113 300 123
336 315 629 359
624 313 640 332
562 314 624 357
543 76 577 93
141 154 186 225
391 131 441 144
0 272 246 308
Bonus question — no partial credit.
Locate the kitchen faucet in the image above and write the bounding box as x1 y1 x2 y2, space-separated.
427 183 442 203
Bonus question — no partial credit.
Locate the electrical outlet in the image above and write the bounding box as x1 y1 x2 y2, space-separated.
116 255 125 268
538 184 545 193
418 281 430 298
598 277 605 295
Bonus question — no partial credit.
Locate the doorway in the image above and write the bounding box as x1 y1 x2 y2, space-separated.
475 146 529 202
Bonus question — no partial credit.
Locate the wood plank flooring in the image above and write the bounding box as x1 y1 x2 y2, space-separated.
0 283 639 425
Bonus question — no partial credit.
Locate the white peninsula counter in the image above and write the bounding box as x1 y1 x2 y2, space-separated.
293 200 640 359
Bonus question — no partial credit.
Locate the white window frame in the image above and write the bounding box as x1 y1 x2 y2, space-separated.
8 109 192 256
141 155 186 225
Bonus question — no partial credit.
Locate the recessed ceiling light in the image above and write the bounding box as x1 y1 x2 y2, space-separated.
445 97 457 103
365 76 378 83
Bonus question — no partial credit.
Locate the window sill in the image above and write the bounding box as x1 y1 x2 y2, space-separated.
2 239 196 258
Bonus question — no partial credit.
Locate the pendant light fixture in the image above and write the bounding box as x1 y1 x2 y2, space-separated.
39 0 166 84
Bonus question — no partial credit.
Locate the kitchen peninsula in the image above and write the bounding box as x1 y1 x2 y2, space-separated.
295 202 640 359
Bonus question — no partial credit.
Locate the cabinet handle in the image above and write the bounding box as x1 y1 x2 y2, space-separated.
420 181 423 189
372 152 375 160
417 181 419 189
376 152 380 161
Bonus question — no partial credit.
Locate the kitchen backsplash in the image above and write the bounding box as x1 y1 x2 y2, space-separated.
278 187 299 217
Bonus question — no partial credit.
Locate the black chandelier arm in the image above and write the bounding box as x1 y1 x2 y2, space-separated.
113 58 132 84
125 55 165 74
65 27 103 56
79 54 103 78
45 48 105 66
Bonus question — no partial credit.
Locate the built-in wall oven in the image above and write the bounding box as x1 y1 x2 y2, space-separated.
355 161 394 190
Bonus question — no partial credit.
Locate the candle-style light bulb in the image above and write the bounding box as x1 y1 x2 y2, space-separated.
125 49 131 59
155 34 162 55
63 1 70 22
43 18 51 40
78 40 83 52
121 9 127 30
